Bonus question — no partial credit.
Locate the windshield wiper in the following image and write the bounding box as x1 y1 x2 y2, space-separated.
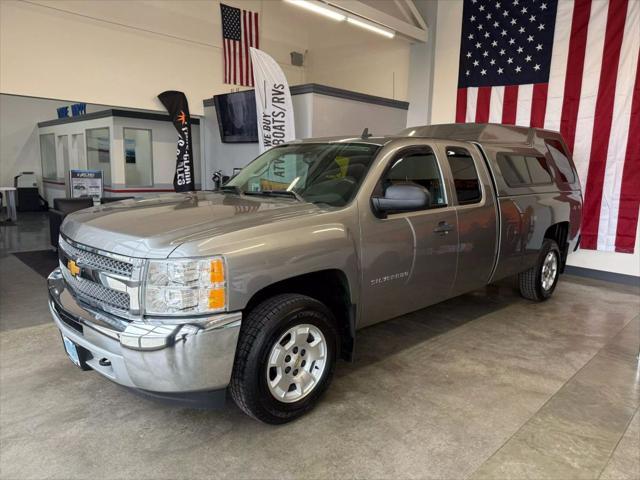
244 190 304 201
220 185 243 195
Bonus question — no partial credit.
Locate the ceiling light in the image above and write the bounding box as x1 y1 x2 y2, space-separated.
284 0 346 21
347 16 395 38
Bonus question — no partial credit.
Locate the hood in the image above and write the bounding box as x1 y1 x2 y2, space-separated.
61 192 323 258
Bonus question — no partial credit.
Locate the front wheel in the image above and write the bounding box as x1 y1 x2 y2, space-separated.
518 239 561 301
229 294 337 424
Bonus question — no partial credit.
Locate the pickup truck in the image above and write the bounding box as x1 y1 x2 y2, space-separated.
48 123 582 423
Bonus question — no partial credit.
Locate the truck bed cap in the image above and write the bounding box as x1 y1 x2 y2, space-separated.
294 123 560 147
294 136 390 146
397 123 539 146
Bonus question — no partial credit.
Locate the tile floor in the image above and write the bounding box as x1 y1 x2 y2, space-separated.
0 212 638 479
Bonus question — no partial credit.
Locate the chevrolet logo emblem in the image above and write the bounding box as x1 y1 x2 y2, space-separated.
67 260 81 277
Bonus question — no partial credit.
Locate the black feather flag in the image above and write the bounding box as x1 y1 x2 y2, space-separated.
158 90 195 192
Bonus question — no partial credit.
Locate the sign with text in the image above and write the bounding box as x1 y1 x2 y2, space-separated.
57 103 87 119
249 47 295 153
69 169 103 200
158 90 196 192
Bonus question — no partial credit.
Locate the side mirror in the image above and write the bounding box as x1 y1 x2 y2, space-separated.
372 183 431 215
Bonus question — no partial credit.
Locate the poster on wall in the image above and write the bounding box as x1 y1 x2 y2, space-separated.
69 170 103 200
125 138 136 164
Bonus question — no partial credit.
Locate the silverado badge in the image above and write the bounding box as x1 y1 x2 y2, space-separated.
67 260 81 277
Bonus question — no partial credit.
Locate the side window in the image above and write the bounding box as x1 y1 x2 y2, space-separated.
380 147 446 208
545 139 576 183
445 147 482 204
497 154 530 185
496 153 553 187
528 157 553 184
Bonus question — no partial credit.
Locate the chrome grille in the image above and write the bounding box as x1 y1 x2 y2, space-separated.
62 266 130 310
59 237 133 277
58 237 141 317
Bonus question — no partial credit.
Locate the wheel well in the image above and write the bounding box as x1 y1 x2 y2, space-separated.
544 222 569 271
244 270 356 361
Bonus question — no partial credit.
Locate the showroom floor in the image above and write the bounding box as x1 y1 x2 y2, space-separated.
1 213 639 480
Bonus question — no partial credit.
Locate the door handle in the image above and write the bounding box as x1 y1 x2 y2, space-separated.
433 222 454 234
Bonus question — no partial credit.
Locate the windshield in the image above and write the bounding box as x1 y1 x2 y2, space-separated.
225 142 380 207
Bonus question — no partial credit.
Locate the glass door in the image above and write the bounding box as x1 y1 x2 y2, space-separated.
71 133 86 170
86 127 111 186
123 128 153 187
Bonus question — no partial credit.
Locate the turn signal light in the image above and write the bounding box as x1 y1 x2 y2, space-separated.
210 258 225 284
208 288 225 310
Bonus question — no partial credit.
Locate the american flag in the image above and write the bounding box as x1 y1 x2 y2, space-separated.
220 3 259 86
456 0 639 253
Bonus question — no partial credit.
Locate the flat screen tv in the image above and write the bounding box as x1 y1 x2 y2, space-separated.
213 90 259 143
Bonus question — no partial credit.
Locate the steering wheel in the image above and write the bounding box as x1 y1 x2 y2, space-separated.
303 176 358 203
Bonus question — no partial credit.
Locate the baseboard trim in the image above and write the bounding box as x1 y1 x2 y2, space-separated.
564 265 640 286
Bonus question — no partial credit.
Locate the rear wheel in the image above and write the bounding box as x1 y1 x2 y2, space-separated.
230 294 337 424
518 239 561 301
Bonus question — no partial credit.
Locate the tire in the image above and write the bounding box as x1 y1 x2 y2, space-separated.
518 239 561 301
229 294 338 424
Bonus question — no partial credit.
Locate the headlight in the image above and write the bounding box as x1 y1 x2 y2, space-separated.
143 257 226 316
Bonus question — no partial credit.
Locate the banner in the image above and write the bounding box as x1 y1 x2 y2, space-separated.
249 47 295 153
158 90 196 192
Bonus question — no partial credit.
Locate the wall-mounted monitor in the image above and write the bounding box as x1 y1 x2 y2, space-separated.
213 90 259 143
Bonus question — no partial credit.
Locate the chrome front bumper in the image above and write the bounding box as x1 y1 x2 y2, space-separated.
47 268 242 395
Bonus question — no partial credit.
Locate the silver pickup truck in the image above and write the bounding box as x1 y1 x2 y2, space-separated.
48 123 582 423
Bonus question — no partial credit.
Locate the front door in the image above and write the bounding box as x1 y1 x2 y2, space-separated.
358 144 459 327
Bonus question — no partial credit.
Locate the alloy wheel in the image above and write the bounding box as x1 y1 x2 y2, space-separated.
541 251 558 291
266 323 327 403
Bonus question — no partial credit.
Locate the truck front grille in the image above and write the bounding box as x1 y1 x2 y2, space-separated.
59 237 133 277
61 266 131 311
58 237 142 317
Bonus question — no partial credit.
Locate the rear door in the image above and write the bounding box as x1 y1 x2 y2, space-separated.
358 142 459 327
437 142 498 295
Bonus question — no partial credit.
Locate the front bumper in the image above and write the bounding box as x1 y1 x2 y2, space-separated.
47 268 242 399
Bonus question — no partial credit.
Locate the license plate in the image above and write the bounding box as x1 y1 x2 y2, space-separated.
62 336 81 367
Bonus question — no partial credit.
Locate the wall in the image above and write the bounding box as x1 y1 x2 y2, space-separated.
202 104 260 190
0 0 415 117
406 0 438 127
1 0 417 192
567 233 640 276
428 0 639 277
430 0 464 125
0 0 307 117
309 93 407 137
305 19 411 101
0 94 106 187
